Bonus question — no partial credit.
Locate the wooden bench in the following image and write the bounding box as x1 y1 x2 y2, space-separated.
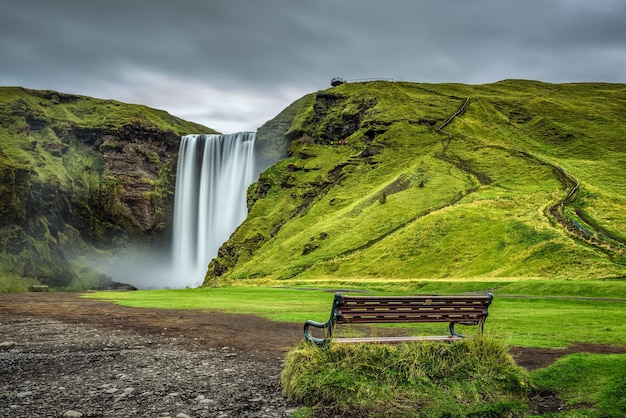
304 292 493 346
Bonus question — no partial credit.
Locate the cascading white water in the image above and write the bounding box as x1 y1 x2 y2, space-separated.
172 132 257 287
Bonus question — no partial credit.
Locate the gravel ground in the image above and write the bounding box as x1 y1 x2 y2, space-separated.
1 316 297 418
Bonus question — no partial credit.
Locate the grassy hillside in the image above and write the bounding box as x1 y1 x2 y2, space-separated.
206 80 626 283
0 87 215 290
0 87 213 179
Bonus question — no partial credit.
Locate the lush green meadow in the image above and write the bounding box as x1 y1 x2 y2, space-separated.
86 279 626 416
531 353 626 418
86 279 626 348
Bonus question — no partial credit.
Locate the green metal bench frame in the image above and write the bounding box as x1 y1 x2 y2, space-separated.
304 292 493 346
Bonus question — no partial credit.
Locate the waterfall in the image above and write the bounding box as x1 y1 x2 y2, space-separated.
172 132 257 287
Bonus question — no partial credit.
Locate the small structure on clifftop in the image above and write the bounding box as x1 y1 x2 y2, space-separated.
331 77 345 87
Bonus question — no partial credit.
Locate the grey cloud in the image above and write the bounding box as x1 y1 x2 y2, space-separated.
2 0 625 131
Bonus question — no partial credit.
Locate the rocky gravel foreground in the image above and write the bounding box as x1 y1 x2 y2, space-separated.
0 317 297 417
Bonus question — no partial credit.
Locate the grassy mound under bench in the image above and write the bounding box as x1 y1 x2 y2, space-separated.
282 338 530 417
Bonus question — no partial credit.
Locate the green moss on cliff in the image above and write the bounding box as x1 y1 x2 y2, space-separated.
0 87 216 290
206 80 626 284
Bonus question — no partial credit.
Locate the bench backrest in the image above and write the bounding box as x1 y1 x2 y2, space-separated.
336 294 493 325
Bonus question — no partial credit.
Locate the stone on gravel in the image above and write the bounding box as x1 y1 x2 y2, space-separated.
0 341 17 350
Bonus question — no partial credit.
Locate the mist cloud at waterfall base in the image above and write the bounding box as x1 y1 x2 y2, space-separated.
93 249 206 289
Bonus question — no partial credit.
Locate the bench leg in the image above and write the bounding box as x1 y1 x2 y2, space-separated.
449 322 465 338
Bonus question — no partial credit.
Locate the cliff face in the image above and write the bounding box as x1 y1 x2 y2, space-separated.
75 122 180 241
0 87 216 290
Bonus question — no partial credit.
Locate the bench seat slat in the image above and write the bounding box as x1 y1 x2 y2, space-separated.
344 298 489 303
341 309 486 314
343 295 491 300
339 317 481 324
338 309 487 321
333 335 463 344
344 300 489 304
343 303 488 309
340 314 485 320
343 306 487 312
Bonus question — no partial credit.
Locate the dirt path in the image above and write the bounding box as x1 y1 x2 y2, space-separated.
0 292 303 358
1 292 624 417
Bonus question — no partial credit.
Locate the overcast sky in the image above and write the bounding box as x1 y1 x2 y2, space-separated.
2 0 625 133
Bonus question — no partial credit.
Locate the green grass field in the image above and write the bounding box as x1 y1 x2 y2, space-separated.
86 279 626 416
86 280 626 348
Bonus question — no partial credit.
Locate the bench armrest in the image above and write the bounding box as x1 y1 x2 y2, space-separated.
304 320 330 346
303 292 344 346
